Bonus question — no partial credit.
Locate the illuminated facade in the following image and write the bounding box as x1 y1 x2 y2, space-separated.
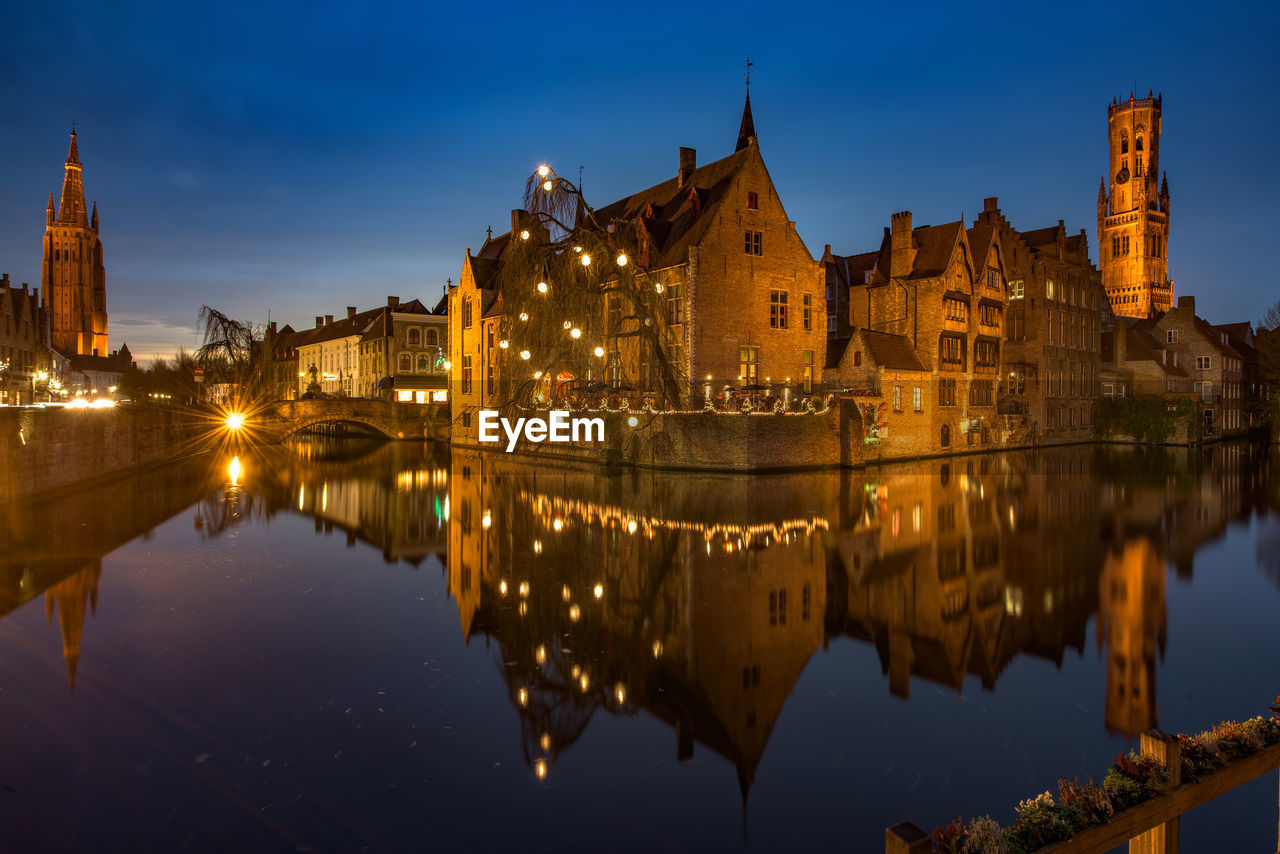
43 131 108 357
1098 93 1173 318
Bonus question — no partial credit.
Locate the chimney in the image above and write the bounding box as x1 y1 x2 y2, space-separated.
347 306 357 320
268 321 277 336
325 314 334 326
1177 295 1195 314
1 273 8 288
1115 323 1127 363
315 316 324 329
388 295 400 309
983 197 998 213
678 147 696 188
890 211 914 278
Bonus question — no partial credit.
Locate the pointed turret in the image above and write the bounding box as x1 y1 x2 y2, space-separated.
46 191 55 226
57 130 88 225
1159 171 1170 213
735 90 756 152
91 200 98 231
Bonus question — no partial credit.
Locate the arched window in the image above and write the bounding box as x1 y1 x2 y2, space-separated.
1135 134 1144 152
399 353 411 372
1120 131 1129 154
940 424 951 448
425 328 438 346
417 354 430 372
407 328 421 346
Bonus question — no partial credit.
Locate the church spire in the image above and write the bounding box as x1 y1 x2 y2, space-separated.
735 58 756 152
47 191 55 226
58 130 88 225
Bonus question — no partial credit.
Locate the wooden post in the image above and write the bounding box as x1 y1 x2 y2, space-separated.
885 821 931 854
1130 730 1181 854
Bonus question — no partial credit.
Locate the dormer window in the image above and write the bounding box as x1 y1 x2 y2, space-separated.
747 191 759 211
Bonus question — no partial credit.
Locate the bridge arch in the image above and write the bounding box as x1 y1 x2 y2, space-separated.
250 399 448 444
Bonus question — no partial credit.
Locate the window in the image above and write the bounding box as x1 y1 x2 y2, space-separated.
913 386 922 411
944 297 968 322
1166 330 1178 344
739 346 759 382
667 284 683 324
1008 371 1026 395
417 354 430 372
769 290 788 328
940 424 951 447
1136 134 1144 152
975 339 998 368
1196 356 1211 370
802 350 814 393
768 589 787 626
461 354 472 394
425 328 439 346
979 304 1000 327
1121 132 1129 154
462 297 473 328
1046 279 1055 300
609 351 622 387
1195 380 1213 401
892 386 902 412
486 363 494 396
986 269 1000 291
802 294 812 331
938 378 957 407
408 328 421 346
939 335 964 369
744 230 762 255
969 380 994 406
747 191 758 210
1008 279 1024 299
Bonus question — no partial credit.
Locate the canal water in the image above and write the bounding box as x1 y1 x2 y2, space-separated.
1 439 1277 852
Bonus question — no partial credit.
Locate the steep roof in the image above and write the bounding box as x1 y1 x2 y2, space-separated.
966 224 997 268
300 307 383 346
594 147 754 269
862 329 926 372
1019 225 1059 248
907 221 965 279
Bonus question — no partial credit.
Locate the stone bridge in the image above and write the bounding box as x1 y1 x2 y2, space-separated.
250 399 450 443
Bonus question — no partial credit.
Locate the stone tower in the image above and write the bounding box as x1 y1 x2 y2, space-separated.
1098 92 1172 319
43 130 108 356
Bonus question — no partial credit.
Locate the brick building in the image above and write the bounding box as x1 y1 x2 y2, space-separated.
0 273 53 405
359 296 448 403
1098 93 1173 319
1101 321 1192 399
449 94 824 440
825 328 930 455
295 307 383 397
1139 296 1245 436
973 198 1105 442
824 209 1010 454
43 131 108 357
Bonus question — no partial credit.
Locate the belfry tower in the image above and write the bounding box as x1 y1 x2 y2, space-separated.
1098 92 1172 319
43 130 108 356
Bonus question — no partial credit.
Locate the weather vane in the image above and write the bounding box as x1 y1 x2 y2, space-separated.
744 57 753 89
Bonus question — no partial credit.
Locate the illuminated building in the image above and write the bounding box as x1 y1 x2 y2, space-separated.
43 130 108 357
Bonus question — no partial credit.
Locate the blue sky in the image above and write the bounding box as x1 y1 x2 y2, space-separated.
0 0 1277 360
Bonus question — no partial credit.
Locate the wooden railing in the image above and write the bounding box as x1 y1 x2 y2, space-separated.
885 731 1280 854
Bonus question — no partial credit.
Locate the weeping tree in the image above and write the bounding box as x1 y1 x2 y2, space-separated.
488 166 688 410
196 305 266 392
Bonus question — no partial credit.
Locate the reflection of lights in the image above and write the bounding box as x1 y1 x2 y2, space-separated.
535 645 546 665
533 539 542 554
535 759 548 780
561 585 571 602
482 510 492 529
90 398 115 408
579 673 590 692
540 733 551 751
626 520 637 535
614 683 626 704
571 665 581 679
552 518 563 532
517 687 528 707
518 601 528 617
592 583 603 600
568 604 581 622
499 580 508 596
228 456 242 485
652 640 663 658
298 484 305 510
518 581 529 598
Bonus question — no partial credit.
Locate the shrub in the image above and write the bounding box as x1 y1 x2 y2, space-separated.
1057 777 1114 824
960 816 1008 854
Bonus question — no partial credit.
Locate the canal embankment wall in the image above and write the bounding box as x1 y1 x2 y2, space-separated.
0 405 210 501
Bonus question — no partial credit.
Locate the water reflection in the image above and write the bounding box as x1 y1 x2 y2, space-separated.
444 441 1278 791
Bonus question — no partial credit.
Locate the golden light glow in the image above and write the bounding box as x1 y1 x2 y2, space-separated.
552 518 563 532
614 683 626 704
536 281 548 294
540 733 551 751
561 585 571 602
535 645 547 665
498 340 509 349
517 687 528 707
627 416 638 427
533 371 543 380
542 179 554 192
519 311 529 321
520 230 530 240
569 328 581 339
519 581 530 598
592 583 603 599
499 580 508 596
482 511 492 528
520 350 531 360
578 673 589 692
535 759 548 780
580 254 591 266
533 539 542 553
616 253 628 266
569 604 581 622
228 456 242 485
537 164 551 178
593 346 605 358
655 283 664 293
652 640 663 658
226 412 246 431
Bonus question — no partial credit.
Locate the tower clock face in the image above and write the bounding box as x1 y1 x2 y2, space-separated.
1116 166 1130 185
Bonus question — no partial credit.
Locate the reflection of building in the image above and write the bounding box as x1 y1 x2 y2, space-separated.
43 564 102 690
1096 538 1166 735
43 130 108 357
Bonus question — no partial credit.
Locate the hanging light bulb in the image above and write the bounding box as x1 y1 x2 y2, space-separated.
534 370 543 379
593 346 605 358
570 328 581 339
519 311 529 321
499 339 509 349
520 350 531 360
563 320 572 329
580 254 591 266
537 164 551 178
520 230 530 240
616 253 628 266
655 283 664 294
542 179 554 192
536 281 548 294
573 246 582 253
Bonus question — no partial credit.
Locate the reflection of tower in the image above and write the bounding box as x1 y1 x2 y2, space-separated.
43 563 102 690
1097 538 1167 735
